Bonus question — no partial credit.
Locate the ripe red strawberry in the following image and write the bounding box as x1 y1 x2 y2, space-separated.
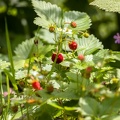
82 67 93 79
47 84 54 93
32 80 43 90
49 26 55 32
78 54 85 61
85 66 92 73
68 41 77 50
70 21 77 28
52 53 63 64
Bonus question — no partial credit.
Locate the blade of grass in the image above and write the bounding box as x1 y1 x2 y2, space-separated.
0 71 6 120
5 18 18 91
0 71 5 104
5 74 10 119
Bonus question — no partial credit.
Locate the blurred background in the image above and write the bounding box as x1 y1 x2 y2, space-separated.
0 0 120 55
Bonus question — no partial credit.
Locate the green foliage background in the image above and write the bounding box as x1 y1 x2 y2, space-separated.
0 0 120 119
0 0 120 54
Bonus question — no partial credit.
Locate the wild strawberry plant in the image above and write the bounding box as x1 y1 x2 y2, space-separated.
1 0 120 120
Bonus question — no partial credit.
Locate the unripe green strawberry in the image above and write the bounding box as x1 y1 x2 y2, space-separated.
47 84 54 93
52 53 63 64
83 32 90 38
49 26 55 32
70 21 77 28
78 54 85 61
68 41 77 50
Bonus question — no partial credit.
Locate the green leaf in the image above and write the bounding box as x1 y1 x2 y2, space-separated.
36 29 55 44
33 103 57 120
94 49 109 58
14 38 34 59
0 59 10 71
55 82 80 99
116 69 120 79
14 59 25 70
112 116 120 120
90 0 120 13
112 51 120 61
34 17 52 29
93 49 109 64
77 35 103 55
15 70 28 80
60 61 72 67
63 11 91 32
99 96 120 116
37 44 54 55
14 38 53 60
66 72 82 82
32 0 62 28
79 97 101 116
37 89 53 101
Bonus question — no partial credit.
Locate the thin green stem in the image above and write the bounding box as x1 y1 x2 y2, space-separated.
77 70 79 93
46 31 59 80
27 57 31 76
20 104 24 119
0 82 5 120
6 74 10 119
0 71 5 105
26 106 30 120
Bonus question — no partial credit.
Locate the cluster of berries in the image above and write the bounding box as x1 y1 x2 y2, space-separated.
50 21 85 64
51 39 85 64
51 40 85 64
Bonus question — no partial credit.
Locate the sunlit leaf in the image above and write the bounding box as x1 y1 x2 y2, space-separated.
36 29 55 44
77 35 103 55
14 38 53 60
15 70 28 79
32 0 62 28
14 38 34 59
33 104 56 120
66 72 82 82
79 97 101 116
94 49 109 58
55 82 80 99
34 17 52 29
14 59 25 70
99 96 120 116
0 59 10 71
63 11 91 32
112 116 120 120
90 0 120 13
